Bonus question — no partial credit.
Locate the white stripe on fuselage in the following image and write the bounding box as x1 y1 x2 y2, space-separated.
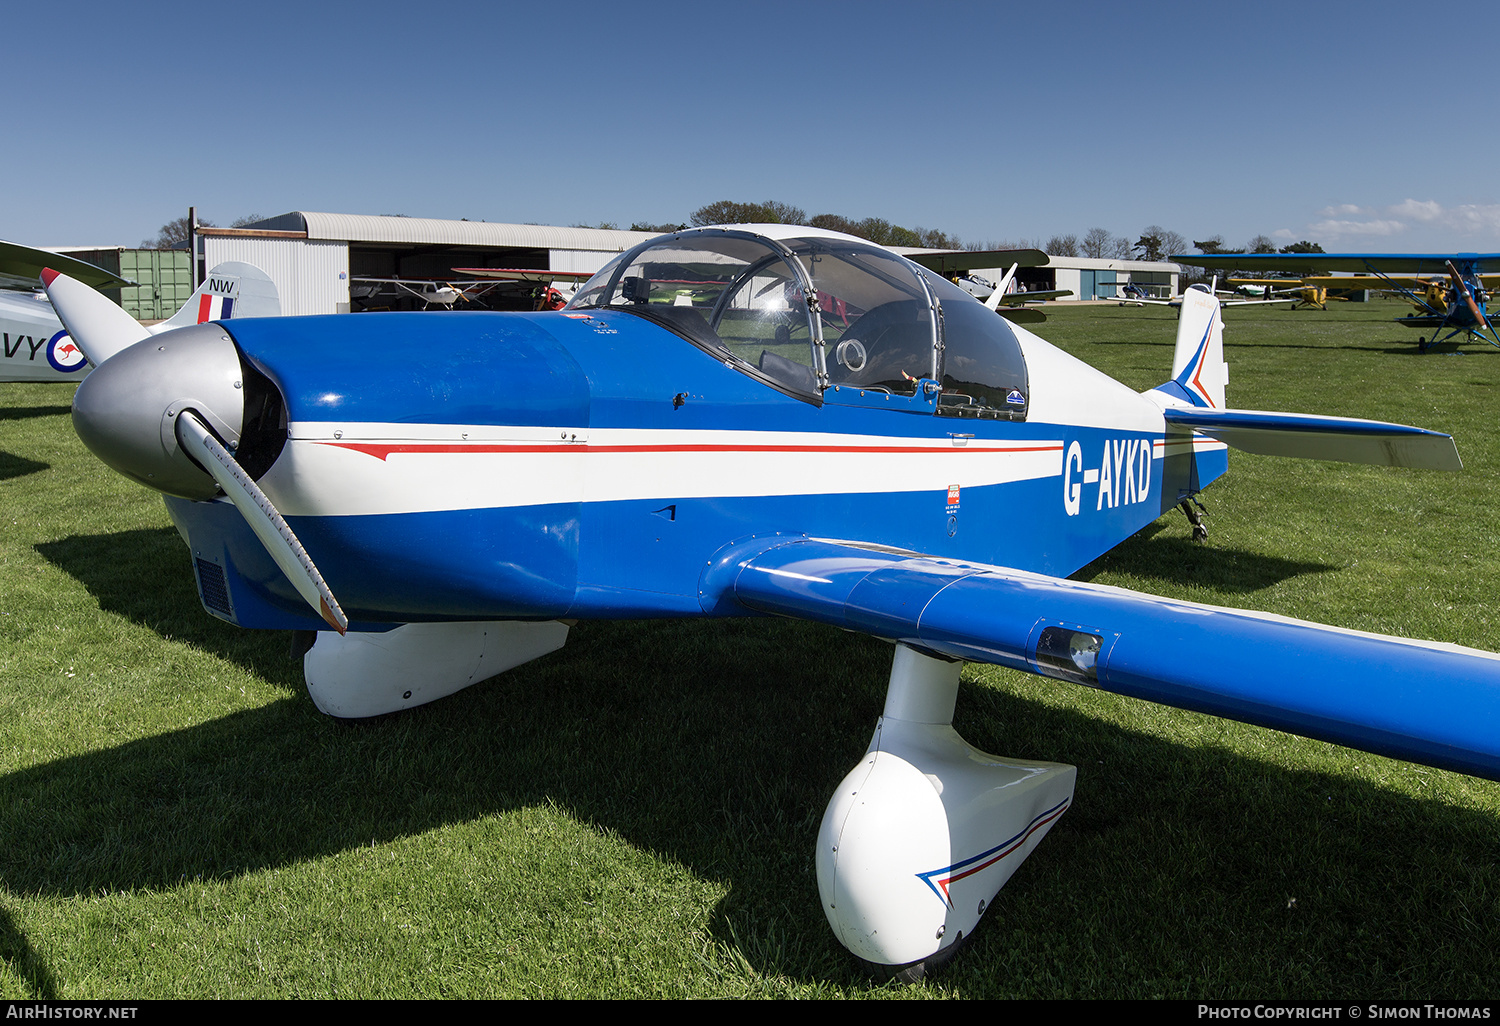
261 423 1079 517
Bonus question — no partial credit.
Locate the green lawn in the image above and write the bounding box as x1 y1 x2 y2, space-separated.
2 298 1497 998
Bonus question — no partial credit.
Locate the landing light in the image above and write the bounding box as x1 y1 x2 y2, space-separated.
1034 626 1103 685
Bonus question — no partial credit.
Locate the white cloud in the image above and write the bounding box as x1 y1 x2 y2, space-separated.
1272 228 1294 239
1390 199 1443 222
1307 199 1500 243
1309 217 1405 238
1446 203 1500 234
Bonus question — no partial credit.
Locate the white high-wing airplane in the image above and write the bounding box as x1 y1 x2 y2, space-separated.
1 241 279 383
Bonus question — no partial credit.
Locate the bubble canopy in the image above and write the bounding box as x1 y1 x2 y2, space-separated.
567 227 1029 418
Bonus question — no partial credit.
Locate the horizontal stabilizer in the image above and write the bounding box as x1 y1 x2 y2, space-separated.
1162 407 1461 470
714 537 1500 781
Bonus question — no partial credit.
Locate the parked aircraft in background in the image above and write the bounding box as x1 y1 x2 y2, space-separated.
1102 279 1292 310
348 277 504 311
0 239 134 293
1175 252 1500 349
450 267 597 310
1223 279 1332 309
904 247 1070 323
351 270 597 312
5 264 278 382
2 240 278 383
48 225 1500 980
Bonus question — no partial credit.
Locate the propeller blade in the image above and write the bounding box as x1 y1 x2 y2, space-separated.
984 263 1019 312
1447 260 1492 335
40 268 150 365
175 410 348 634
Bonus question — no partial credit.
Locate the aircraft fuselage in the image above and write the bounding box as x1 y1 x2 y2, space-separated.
161 310 1225 632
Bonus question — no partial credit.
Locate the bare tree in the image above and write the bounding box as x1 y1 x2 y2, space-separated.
1246 234 1277 254
1046 233 1080 257
1081 227 1113 258
142 215 216 250
913 227 960 249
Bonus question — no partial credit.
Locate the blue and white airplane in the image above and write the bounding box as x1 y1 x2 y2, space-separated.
45 224 1500 979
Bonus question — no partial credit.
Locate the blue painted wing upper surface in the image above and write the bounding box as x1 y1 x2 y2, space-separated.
712 537 1500 781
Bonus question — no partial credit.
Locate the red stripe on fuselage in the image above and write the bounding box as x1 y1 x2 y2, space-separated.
318 440 1069 462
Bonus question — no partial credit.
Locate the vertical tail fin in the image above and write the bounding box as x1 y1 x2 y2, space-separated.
1163 285 1226 409
155 261 280 331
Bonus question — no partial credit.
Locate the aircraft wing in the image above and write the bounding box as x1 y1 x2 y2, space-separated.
715 537 1500 781
999 289 1071 304
1112 296 1180 308
994 307 1046 324
450 267 596 283
905 248 1049 275
0 240 134 291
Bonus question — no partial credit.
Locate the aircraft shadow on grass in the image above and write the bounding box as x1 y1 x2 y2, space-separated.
36 528 303 690
1074 523 1339 593
0 451 48 481
0 904 58 1000
9 534 1500 991
0 404 72 423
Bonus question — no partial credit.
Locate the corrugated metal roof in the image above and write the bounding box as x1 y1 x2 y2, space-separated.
261 212 658 252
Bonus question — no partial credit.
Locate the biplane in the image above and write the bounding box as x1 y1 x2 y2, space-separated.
1175 251 1500 349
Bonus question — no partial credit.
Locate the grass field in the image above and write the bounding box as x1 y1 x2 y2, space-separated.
2 298 1498 998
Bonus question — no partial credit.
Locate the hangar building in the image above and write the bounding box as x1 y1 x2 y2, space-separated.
186 211 1182 316
197 213 660 315
953 254 1180 301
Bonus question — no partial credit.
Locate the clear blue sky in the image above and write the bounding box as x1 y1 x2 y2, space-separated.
8 0 1498 254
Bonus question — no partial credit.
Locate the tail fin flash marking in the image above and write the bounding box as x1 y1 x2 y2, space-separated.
160 262 279 331
1177 307 1220 408
1167 286 1226 409
194 293 236 324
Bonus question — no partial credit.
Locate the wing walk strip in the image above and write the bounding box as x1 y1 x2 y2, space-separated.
720 537 1500 782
